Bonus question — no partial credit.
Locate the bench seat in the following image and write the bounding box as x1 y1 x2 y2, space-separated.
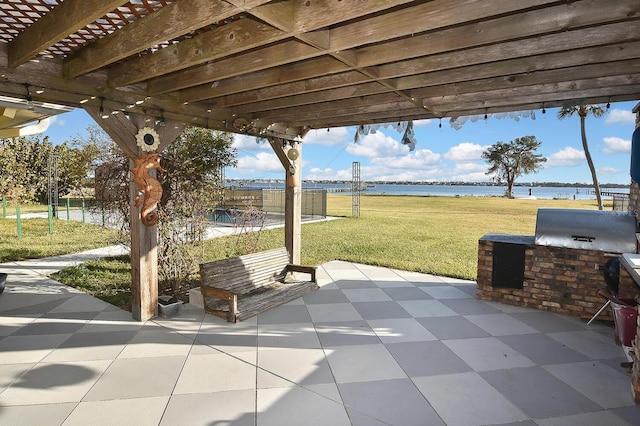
199 247 318 322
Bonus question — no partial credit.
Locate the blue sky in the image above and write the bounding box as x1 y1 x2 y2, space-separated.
42 100 638 185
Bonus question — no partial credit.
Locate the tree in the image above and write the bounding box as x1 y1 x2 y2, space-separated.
68 124 115 197
0 135 87 204
482 136 546 198
558 105 606 210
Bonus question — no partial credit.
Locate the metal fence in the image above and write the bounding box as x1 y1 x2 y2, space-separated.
214 188 327 226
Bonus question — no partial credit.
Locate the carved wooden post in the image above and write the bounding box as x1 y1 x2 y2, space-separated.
129 162 158 320
85 106 184 321
268 137 302 263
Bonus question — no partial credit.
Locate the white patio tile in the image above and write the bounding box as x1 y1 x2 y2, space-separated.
367 318 437 343
257 348 333 386
465 313 539 336
413 372 528 426
545 361 636 408
324 344 406 383
64 396 169 426
396 299 458 318
257 386 351 426
306 303 364 323
83 356 185 401
421 286 472 299
117 326 195 358
0 360 111 405
257 322 322 350
0 403 76 426
534 411 633 426
341 288 393 303
161 390 255 426
173 352 257 394
0 334 71 364
549 330 625 360
444 337 535 371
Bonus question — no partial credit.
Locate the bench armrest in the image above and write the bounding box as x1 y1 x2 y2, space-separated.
201 286 235 301
200 285 239 322
286 264 317 283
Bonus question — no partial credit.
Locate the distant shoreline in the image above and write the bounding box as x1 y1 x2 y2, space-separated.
226 179 629 188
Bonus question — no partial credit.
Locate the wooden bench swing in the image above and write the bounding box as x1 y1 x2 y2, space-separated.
199 247 318 322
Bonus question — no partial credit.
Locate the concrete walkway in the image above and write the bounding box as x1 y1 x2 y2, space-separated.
0 248 639 425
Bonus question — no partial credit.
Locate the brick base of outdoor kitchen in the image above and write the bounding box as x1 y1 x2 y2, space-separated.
476 234 637 323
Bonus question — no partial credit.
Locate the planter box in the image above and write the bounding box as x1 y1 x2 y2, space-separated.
158 295 183 318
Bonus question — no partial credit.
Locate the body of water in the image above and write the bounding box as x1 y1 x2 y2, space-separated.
230 181 630 200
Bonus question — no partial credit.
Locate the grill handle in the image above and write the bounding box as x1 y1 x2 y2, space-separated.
572 235 596 243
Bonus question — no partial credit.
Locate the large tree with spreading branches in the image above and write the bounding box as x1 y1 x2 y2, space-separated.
482 136 547 198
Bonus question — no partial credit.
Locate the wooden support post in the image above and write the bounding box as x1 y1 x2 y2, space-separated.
268 137 302 263
285 142 302 264
85 105 184 321
129 163 158 321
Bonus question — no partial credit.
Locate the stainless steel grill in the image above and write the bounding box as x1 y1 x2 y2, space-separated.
534 208 637 253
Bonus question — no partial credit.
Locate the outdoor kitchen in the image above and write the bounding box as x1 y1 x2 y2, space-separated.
476 208 638 322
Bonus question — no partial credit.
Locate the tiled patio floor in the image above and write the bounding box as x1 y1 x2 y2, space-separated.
1 249 639 425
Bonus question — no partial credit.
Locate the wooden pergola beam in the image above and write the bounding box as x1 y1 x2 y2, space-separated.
146 40 321 95
175 5 640 110
109 17 289 87
146 0 565 96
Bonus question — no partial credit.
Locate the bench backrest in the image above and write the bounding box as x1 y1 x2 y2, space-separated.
200 247 290 294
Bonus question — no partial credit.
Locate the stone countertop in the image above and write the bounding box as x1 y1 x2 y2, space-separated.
479 233 535 245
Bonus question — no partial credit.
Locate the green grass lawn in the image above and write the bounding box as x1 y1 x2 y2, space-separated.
0 217 119 262
34 194 604 310
251 195 603 279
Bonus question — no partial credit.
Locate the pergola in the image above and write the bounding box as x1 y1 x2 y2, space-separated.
1 0 639 320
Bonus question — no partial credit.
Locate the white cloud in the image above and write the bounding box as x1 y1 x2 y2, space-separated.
413 119 432 127
346 132 409 158
360 164 443 182
443 142 488 162
371 149 441 170
598 166 620 175
450 171 490 182
232 134 270 152
49 116 62 127
602 136 631 154
545 147 584 167
303 127 350 146
235 152 281 175
605 109 635 125
306 167 353 181
451 162 487 174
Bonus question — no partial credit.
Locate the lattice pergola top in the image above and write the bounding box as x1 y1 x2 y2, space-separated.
0 0 639 140
0 1 244 58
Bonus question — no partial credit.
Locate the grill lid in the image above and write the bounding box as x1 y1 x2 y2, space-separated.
534 208 637 253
